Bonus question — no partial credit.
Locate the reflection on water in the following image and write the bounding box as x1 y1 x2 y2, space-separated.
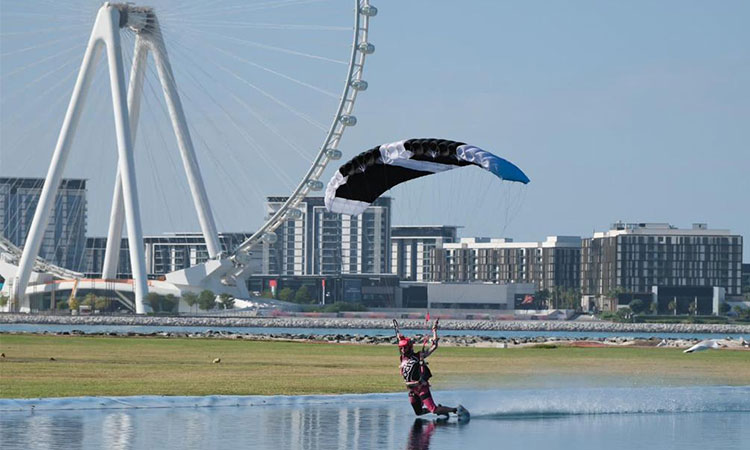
1 387 749 450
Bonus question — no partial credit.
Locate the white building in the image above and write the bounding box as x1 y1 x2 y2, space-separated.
391 225 458 282
432 236 582 291
263 196 391 275
398 281 535 310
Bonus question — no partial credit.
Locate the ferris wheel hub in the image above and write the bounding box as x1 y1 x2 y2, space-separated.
107 3 154 32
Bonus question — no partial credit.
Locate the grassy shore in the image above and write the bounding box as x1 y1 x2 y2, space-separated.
1 334 748 398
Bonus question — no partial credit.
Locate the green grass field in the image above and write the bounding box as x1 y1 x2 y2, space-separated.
1 335 748 398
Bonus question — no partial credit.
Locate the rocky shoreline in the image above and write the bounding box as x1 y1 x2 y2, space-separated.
1 313 749 334
3 328 750 350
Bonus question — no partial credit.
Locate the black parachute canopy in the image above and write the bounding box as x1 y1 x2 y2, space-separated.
324 138 530 215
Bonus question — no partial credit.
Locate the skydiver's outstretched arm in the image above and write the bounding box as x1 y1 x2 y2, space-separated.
422 319 440 358
393 319 404 340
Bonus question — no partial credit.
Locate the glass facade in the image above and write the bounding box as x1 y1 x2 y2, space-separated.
581 224 743 297
0 177 87 271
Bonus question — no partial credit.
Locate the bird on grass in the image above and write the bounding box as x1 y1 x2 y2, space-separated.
212 358 221 364
683 340 723 353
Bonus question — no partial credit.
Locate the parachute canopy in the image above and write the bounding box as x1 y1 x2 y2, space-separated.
324 138 530 215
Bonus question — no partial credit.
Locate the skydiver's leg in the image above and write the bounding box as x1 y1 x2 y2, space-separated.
418 386 457 417
409 390 429 416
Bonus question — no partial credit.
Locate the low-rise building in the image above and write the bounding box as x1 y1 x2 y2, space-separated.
430 236 581 291
581 222 743 313
246 273 399 307
399 281 535 311
391 225 458 282
82 232 257 279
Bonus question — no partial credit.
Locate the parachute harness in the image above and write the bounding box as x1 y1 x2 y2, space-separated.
394 317 438 385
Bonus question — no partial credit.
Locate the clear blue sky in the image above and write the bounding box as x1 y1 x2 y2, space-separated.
1 1 749 259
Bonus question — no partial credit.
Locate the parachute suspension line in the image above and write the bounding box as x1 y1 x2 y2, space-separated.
499 182 527 239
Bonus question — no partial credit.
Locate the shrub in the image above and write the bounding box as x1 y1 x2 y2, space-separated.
278 287 294 302
294 285 313 304
163 294 178 313
629 299 646 315
147 292 164 312
94 297 110 311
311 302 367 313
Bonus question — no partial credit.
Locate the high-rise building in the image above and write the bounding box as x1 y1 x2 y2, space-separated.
581 222 743 309
0 177 87 271
431 236 582 291
263 196 391 275
391 225 458 281
82 232 256 278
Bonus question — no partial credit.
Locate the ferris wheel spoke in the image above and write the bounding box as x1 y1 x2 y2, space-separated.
0 33 89 58
196 29 348 65
206 41 338 98
164 0 332 20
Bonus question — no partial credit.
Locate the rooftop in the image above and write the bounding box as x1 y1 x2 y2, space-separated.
594 222 733 238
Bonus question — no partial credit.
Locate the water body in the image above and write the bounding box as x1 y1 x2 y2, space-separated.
1 387 748 450
1 323 746 340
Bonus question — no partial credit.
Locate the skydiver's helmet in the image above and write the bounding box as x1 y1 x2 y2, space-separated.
398 338 414 354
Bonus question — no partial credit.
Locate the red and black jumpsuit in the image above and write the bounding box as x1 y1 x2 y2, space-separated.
400 352 436 415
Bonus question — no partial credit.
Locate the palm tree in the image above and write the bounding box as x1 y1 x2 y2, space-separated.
668 298 677 316
182 292 198 313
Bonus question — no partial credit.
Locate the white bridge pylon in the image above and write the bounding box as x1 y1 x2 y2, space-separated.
12 3 221 313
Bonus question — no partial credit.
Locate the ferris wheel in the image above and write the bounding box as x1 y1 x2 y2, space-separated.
0 0 378 311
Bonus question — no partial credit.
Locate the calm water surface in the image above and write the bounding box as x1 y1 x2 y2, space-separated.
1 387 748 450
2 323 746 340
